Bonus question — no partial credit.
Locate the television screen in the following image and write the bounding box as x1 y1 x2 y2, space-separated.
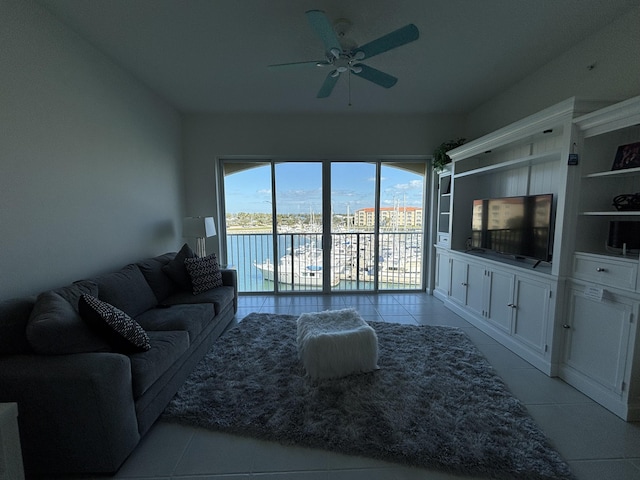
471 194 553 262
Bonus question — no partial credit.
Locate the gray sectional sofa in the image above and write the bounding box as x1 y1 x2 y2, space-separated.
0 246 238 476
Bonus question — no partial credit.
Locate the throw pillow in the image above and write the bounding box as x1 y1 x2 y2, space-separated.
79 294 151 353
184 253 223 295
162 243 196 291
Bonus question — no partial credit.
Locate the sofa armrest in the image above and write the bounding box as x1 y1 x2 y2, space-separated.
0 352 140 475
221 268 238 313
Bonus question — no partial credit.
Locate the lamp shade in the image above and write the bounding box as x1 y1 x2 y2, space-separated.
183 217 216 238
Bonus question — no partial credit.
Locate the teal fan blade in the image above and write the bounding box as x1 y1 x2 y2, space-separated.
354 24 419 60
306 10 342 57
352 64 398 88
317 71 339 98
268 60 329 70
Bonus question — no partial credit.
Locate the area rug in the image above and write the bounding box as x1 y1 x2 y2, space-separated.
163 312 574 480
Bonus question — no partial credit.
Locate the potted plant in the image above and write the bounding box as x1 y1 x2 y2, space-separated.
433 138 465 172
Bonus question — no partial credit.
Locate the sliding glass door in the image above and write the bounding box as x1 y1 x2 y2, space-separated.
221 159 427 293
273 162 329 292
330 162 377 291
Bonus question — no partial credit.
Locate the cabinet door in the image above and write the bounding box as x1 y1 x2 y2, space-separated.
512 277 550 353
450 258 468 306
562 286 632 394
466 262 486 317
435 251 451 296
485 269 515 333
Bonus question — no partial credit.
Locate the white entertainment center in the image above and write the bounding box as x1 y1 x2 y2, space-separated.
432 95 640 420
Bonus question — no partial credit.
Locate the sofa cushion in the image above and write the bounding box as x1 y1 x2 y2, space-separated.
161 243 196 291
135 303 214 342
79 294 151 353
129 330 190 399
54 280 99 310
95 264 158 317
137 253 177 303
27 290 111 354
162 285 236 315
184 253 223 295
0 297 36 354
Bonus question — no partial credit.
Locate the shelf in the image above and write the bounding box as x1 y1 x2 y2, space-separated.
584 166 640 178
581 211 640 216
575 250 640 261
454 150 561 179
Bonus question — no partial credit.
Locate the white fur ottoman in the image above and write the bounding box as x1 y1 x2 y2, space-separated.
296 308 378 380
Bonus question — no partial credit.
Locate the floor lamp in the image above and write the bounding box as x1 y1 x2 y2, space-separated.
183 216 216 258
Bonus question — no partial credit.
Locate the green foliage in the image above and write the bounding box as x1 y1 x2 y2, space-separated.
433 138 466 172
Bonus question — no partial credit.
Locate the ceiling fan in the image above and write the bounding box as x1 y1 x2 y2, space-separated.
268 10 419 99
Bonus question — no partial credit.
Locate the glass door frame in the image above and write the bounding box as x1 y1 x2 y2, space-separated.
217 155 432 294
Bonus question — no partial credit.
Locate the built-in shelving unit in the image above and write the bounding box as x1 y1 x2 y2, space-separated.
433 97 579 377
558 96 640 421
431 95 640 419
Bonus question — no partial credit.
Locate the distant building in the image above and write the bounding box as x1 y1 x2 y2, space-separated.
354 207 423 228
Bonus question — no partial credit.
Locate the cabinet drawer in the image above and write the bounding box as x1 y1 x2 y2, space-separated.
573 254 637 290
437 233 450 246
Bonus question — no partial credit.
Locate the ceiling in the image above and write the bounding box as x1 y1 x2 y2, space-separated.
38 0 636 115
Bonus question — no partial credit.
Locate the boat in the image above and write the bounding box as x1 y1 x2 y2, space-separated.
254 245 340 288
377 258 422 285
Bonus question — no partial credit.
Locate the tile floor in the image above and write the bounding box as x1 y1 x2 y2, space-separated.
104 293 640 480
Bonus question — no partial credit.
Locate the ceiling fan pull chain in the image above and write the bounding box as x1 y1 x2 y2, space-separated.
348 70 352 107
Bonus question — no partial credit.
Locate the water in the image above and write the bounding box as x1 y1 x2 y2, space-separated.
226 232 422 293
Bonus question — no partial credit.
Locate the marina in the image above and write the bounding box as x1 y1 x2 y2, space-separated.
228 231 424 292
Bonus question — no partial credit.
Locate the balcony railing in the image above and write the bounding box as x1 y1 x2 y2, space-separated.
226 232 423 293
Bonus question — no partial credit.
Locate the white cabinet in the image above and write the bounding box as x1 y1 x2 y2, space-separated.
560 281 640 420
433 248 450 300
449 256 468 306
466 262 486 318
439 251 555 373
512 276 551 354
449 257 484 317
484 268 514 333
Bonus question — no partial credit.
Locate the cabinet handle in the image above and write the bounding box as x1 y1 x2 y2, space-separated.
461 282 468 286
595 267 607 272
562 324 571 329
507 303 517 308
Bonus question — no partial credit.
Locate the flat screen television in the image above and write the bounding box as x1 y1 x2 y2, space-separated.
471 193 553 262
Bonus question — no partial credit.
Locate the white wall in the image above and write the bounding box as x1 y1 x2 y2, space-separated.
0 0 184 299
465 7 640 138
181 112 465 254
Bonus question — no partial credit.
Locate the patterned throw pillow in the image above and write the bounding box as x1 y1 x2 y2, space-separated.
78 294 151 353
184 253 223 295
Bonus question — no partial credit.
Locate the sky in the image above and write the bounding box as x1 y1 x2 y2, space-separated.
224 162 425 214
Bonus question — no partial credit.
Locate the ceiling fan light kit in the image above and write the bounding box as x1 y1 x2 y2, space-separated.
268 9 419 101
